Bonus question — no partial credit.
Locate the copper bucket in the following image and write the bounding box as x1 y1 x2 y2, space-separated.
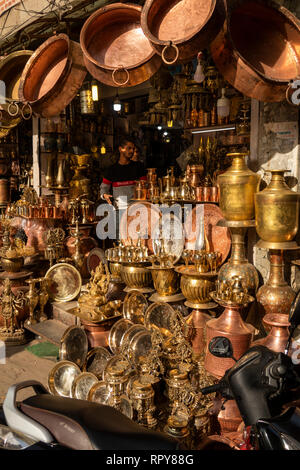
18 34 87 117
0 50 33 122
80 3 162 88
141 0 225 64
211 0 300 102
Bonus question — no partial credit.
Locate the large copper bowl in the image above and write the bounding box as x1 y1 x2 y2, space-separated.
80 3 162 88
18 34 87 117
141 0 225 64
211 0 300 102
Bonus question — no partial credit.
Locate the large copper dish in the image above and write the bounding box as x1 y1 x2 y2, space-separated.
141 0 225 64
18 33 87 117
211 0 300 102
80 3 162 88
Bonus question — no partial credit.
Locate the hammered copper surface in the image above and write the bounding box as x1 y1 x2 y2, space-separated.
186 309 212 355
252 313 290 353
184 204 231 265
80 3 162 87
211 0 300 102
19 34 87 117
141 0 225 62
120 201 161 253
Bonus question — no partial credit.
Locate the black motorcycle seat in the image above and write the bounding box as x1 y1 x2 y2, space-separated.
20 394 178 450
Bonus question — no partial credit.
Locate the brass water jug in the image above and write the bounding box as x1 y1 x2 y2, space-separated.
255 170 299 242
218 153 261 221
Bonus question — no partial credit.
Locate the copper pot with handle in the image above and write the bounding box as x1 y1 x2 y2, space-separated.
80 3 162 88
211 0 300 102
18 33 87 117
141 0 225 64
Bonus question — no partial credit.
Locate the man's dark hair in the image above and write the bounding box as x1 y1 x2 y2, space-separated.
118 136 135 148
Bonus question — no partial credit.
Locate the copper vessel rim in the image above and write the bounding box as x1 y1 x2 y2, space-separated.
225 0 300 83
18 33 71 105
80 2 156 71
140 0 217 46
263 313 290 327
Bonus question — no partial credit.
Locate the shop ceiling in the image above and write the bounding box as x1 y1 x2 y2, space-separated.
0 0 146 54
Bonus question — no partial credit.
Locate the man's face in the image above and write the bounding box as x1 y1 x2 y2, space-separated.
119 141 135 161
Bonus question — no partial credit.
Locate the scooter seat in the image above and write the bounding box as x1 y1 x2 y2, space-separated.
20 394 178 450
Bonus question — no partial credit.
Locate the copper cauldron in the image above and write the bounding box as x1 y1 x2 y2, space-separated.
18 34 87 117
80 3 162 88
211 0 300 102
141 0 225 64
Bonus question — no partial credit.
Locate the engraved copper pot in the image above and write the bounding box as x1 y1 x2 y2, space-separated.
141 0 225 64
204 303 255 378
256 250 296 323
18 34 87 117
217 399 243 434
185 309 212 356
80 3 162 88
252 313 290 354
218 153 261 221
188 165 204 188
210 0 300 102
255 170 299 243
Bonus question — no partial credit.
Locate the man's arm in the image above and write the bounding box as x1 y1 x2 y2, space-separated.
100 178 113 204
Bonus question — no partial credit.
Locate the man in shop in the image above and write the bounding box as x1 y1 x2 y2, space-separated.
99 137 146 238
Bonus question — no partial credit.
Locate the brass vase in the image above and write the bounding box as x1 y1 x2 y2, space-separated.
252 313 290 353
120 264 153 290
109 261 122 281
255 170 299 243
218 227 259 297
147 266 179 297
218 153 261 221
256 250 296 322
176 266 217 309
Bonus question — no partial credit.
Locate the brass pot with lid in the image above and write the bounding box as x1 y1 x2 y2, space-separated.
218 153 261 221
255 170 299 243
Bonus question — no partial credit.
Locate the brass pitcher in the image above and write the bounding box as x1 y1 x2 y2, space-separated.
218 153 261 221
255 170 299 242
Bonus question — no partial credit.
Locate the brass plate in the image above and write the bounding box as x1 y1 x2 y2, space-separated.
82 347 112 379
103 355 133 382
108 318 133 355
59 325 88 368
120 324 148 356
45 262 82 302
87 381 111 404
123 290 148 324
144 302 177 338
48 360 81 397
71 372 99 400
127 330 152 367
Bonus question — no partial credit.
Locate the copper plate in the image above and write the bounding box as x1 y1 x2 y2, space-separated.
48 360 81 397
87 247 107 275
45 262 82 302
184 203 231 265
82 346 112 379
59 325 88 368
108 318 133 355
71 372 99 400
123 290 148 324
120 201 161 253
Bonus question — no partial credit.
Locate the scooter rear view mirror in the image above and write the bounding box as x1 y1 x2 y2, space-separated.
208 336 237 360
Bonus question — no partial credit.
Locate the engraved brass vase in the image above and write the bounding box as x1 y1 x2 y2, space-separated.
176 265 217 309
218 153 261 221
147 266 179 296
121 264 153 289
255 170 299 243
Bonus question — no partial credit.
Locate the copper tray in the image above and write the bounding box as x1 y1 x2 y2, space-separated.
80 3 162 88
59 325 88 368
48 360 81 397
184 203 231 265
45 262 82 302
120 201 161 254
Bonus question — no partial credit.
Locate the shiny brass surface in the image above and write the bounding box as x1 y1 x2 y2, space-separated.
80 3 162 88
175 265 217 308
59 325 88 368
141 0 225 63
45 262 82 302
121 264 153 290
1 256 24 273
255 170 299 243
256 249 296 321
19 34 87 117
210 0 300 102
123 291 148 324
48 360 81 397
71 372 99 400
147 266 180 296
218 153 261 221
109 261 122 281
25 279 39 326
0 278 26 345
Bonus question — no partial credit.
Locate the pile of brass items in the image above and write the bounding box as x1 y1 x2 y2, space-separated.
182 249 222 274
0 226 35 273
0 278 27 345
106 239 149 264
43 228 66 267
213 276 254 307
68 195 95 225
25 277 51 325
75 262 122 323
69 154 91 199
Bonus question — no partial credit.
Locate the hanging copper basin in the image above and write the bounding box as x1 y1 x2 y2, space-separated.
141 0 225 64
211 0 300 102
18 34 87 117
80 3 162 88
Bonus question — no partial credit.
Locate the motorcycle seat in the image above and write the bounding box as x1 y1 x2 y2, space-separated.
20 394 178 450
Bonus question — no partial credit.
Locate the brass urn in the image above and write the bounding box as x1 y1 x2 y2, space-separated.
175 265 217 309
255 170 299 243
218 153 261 221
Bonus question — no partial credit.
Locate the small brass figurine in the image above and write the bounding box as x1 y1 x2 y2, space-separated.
0 279 26 344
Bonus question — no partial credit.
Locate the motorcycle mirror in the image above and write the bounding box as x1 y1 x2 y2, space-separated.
208 336 235 359
285 290 300 355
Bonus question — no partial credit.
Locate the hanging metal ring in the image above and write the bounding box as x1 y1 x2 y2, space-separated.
112 66 130 87
161 42 179 65
8 101 19 117
21 102 32 120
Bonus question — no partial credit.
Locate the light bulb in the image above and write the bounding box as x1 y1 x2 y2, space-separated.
91 81 99 101
113 94 122 112
167 120 173 128
100 143 106 154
